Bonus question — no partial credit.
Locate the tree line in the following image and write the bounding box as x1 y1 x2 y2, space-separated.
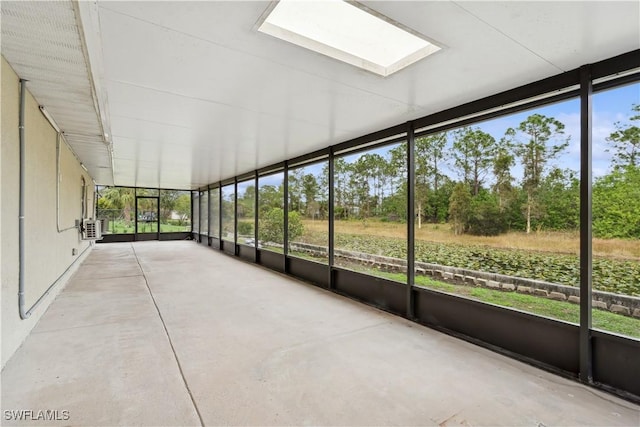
266 104 639 239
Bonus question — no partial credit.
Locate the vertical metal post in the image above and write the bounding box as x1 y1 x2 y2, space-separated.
579 64 593 383
328 149 335 290
198 189 202 242
254 171 259 260
218 184 223 250
134 191 139 237
283 163 289 272
189 190 193 236
207 186 211 245
407 123 416 319
234 178 238 254
155 195 160 240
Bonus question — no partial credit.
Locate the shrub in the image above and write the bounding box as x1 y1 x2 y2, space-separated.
237 221 253 236
467 195 507 236
259 208 304 244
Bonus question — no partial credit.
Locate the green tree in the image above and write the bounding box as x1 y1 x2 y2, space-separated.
302 173 320 217
415 133 448 224
237 185 255 218
537 167 580 230
333 158 351 219
258 184 283 215
389 142 408 194
259 208 303 244
505 114 569 234
467 192 507 236
448 183 472 235
159 190 179 221
98 187 135 225
606 104 640 169
593 165 640 238
174 194 191 225
351 155 374 218
452 127 496 195
362 153 389 216
288 168 304 214
492 145 515 213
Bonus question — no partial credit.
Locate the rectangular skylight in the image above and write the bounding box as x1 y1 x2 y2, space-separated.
257 0 441 77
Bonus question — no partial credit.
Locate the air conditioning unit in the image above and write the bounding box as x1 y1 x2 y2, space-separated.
82 219 102 240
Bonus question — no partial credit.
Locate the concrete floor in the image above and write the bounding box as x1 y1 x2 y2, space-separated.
2 241 639 426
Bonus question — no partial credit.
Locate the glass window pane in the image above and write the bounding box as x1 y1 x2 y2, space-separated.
221 184 235 242
96 186 135 234
136 197 158 233
592 82 640 339
237 180 256 246
287 160 328 263
192 191 199 233
258 172 284 252
412 98 586 325
209 187 220 238
334 143 407 282
159 190 191 232
200 190 208 235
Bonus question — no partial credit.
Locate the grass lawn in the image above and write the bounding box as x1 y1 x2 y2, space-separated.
301 219 640 259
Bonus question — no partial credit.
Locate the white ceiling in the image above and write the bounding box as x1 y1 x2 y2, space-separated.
1 1 113 185
3 1 639 190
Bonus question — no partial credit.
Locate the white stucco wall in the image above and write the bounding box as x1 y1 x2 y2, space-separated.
1 57 96 368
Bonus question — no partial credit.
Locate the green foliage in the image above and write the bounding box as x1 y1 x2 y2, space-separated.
174 194 192 224
415 134 448 222
536 168 579 231
237 185 255 218
505 114 569 233
466 192 507 236
237 221 253 236
334 232 640 296
448 183 471 234
97 187 135 225
258 184 283 214
287 211 304 242
258 208 304 244
606 104 640 168
593 165 640 238
452 127 496 195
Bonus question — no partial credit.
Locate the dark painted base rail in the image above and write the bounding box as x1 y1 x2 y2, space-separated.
195 232 640 403
99 232 192 243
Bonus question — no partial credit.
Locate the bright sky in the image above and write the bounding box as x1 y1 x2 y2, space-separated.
475 81 640 180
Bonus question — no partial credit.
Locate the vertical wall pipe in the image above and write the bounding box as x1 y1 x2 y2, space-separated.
18 79 28 319
17 80 91 320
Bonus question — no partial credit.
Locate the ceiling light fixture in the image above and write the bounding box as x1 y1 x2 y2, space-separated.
257 0 441 77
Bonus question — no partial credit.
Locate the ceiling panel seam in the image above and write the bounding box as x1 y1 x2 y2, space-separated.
451 1 564 73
